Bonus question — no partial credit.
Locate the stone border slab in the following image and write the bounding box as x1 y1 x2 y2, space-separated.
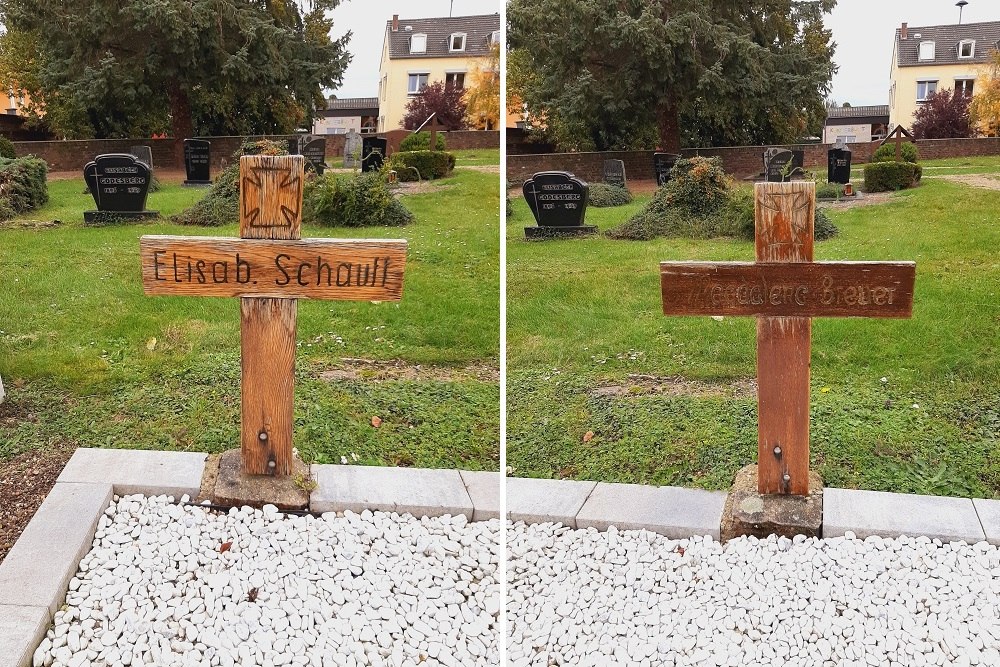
461 470 501 521
57 448 207 499
576 482 728 540
506 478 596 528
825 487 986 542
0 604 49 667
973 498 1000 546
311 465 474 519
0 482 112 615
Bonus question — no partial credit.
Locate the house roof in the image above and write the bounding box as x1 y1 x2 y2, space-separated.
386 14 500 60
320 97 379 118
825 105 890 126
895 21 1000 66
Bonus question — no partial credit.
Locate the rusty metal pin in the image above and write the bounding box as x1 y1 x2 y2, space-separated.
783 473 791 482
774 446 782 455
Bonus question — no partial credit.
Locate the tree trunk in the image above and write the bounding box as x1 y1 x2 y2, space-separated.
169 85 194 170
656 98 682 153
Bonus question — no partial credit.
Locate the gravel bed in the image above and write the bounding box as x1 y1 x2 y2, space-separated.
34 495 500 667
508 522 1000 667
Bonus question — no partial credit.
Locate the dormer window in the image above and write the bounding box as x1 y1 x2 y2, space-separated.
450 33 466 52
410 33 427 54
919 40 935 61
959 39 975 58
490 31 500 46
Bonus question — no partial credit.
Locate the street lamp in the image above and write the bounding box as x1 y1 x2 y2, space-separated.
957 0 969 25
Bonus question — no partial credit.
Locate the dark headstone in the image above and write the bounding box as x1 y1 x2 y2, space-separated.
129 145 153 169
183 139 212 185
362 137 388 173
653 153 680 186
522 171 597 238
603 159 626 188
827 147 852 185
287 137 301 156
83 154 158 225
764 149 795 182
301 138 327 175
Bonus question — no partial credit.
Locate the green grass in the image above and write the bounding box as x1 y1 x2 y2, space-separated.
850 154 1000 179
324 148 499 171
508 178 1000 497
0 171 500 470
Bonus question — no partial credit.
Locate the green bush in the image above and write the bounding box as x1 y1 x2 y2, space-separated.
0 136 16 159
872 142 918 164
656 156 731 218
400 131 446 152
387 150 455 181
303 171 412 227
173 139 288 226
863 161 922 192
815 182 846 199
588 183 632 207
0 156 48 222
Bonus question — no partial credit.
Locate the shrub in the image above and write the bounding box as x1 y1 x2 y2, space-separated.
815 182 845 199
588 183 632 207
814 208 839 241
0 156 48 221
656 156 731 218
863 161 922 192
400 131 446 152
872 142 918 164
303 172 412 227
387 150 455 181
173 140 289 226
0 136 16 159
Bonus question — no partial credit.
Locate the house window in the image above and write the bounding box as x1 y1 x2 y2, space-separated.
410 33 427 54
446 72 466 89
959 40 975 58
490 31 500 46
916 80 938 102
407 73 429 95
919 41 936 61
450 33 466 52
955 78 975 97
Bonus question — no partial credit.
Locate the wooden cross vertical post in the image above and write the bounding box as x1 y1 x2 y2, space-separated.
660 182 916 496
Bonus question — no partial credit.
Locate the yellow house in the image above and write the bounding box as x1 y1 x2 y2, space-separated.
889 20 1000 131
377 13 501 132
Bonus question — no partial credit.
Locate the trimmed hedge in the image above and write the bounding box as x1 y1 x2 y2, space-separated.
0 137 16 160
863 161 922 192
400 131 446 152
588 183 632 207
304 172 412 227
872 142 918 164
0 156 48 222
387 150 456 181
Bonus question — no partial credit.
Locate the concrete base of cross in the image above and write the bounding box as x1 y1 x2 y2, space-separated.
720 465 824 542
209 449 311 511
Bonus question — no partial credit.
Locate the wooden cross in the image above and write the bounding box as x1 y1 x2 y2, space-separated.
427 114 448 151
881 124 914 162
660 182 916 496
140 155 407 476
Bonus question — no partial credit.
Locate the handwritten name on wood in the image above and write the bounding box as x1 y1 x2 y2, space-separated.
661 261 916 318
140 236 407 301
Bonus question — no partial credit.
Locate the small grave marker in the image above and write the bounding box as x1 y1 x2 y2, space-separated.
287 137 301 156
362 137 388 173
603 159 626 188
301 137 327 175
660 182 915 496
425 114 448 151
140 155 407 490
522 171 596 238
881 125 914 161
343 130 363 168
183 139 212 185
129 145 153 169
83 154 159 225
827 146 852 185
653 153 680 186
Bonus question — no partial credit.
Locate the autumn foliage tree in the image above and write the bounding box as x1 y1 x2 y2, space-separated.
401 82 468 131
912 89 975 140
970 49 1000 136
464 43 500 130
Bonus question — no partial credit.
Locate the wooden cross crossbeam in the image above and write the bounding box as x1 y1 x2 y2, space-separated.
881 125 914 162
140 155 407 476
660 182 915 496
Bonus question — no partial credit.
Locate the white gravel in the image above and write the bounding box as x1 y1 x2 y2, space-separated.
34 495 500 667
508 522 1000 667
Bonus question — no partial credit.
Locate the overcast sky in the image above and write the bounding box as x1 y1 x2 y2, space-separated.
328 0 502 98
827 0 1000 105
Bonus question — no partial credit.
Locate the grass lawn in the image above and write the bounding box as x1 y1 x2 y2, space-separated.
0 167 500 471
507 177 1000 498
324 148 500 170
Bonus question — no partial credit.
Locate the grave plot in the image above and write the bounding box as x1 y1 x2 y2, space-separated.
507 522 1000 667
33 495 500 667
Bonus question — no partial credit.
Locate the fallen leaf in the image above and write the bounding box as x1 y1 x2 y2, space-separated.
247 587 258 602
674 546 686 556
371 416 382 428
146 337 157 351
582 431 594 443
821 387 830 393
219 541 232 553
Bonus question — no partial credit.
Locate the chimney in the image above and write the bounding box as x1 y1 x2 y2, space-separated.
392 15 399 32
901 22 908 40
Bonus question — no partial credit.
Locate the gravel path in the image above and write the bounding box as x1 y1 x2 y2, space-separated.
35 495 500 667
508 522 1000 667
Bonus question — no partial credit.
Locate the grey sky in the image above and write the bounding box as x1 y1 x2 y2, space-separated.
827 0 1000 105
328 0 502 98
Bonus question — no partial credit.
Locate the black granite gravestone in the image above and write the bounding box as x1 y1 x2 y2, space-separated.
83 154 158 225
302 138 327 175
183 139 212 185
653 153 680 186
129 145 153 169
764 149 795 182
362 137 388 173
603 159 627 188
287 137 301 156
522 171 597 238
827 147 852 185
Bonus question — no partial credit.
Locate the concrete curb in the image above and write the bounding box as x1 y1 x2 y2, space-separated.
57 448 207 498
310 464 476 519
576 482 728 540
460 470 501 521
824 488 986 543
0 605 49 667
506 477 596 528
